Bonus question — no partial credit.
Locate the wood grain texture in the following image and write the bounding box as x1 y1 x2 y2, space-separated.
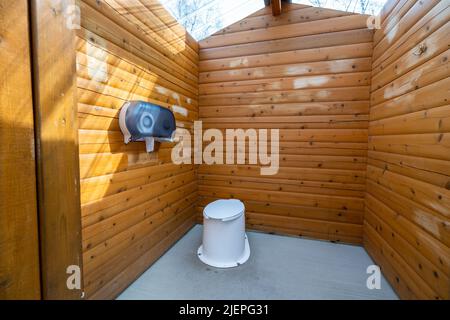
198 3 374 244
271 0 282 16
212 5 351 36
0 0 41 300
364 0 450 300
77 0 198 299
30 0 84 300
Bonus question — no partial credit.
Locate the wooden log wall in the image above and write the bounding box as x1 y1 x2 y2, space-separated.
73 0 449 300
76 0 198 299
364 0 450 300
197 3 374 244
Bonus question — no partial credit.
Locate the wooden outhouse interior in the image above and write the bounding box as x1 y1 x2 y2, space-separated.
1 0 449 300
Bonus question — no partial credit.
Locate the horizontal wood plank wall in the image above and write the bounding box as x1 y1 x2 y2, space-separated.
365 0 450 300
76 0 198 299
198 4 374 244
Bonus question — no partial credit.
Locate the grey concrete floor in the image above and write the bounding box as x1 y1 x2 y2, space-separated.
118 225 398 300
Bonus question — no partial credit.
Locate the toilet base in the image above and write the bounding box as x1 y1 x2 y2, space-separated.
197 234 250 268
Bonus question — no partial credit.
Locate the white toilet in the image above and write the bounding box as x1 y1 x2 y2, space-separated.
197 199 250 268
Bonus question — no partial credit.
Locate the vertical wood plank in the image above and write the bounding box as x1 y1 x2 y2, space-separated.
30 0 84 299
272 0 282 16
0 0 41 300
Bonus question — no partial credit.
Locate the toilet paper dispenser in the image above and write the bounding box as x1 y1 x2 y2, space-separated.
119 101 176 153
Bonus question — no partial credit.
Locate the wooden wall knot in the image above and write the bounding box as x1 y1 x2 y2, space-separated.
413 43 427 56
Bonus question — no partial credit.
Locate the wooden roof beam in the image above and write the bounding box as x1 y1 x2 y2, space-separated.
265 0 292 16
271 0 282 16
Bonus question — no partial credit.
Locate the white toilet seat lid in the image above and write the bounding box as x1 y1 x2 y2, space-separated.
204 199 245 221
